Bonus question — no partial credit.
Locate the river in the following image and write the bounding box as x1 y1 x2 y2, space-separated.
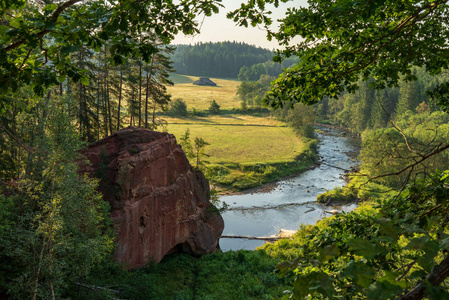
219 126 360 251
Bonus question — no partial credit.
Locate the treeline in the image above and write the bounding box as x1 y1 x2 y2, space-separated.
316 67 443 133
237 58 298 81
172 41 275 78
306 66 449 190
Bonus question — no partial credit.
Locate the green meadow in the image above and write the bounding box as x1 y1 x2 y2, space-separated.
164 75 318 191
167 74 241 110
165 116 304 164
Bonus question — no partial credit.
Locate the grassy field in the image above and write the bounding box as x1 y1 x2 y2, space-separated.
162 74 318 191
165 116 303 164
167 74 241 110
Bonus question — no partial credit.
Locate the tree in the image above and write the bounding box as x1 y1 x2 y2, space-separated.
169 99 188 117
179 129 194 159
193 137 209 169
229 0 449 109
230 1 449 299
171 42 273 78
208 100 221 114
144 42 175 129
0 99 113 299
284 103 316 138
0 1 225 298
0 0 222 99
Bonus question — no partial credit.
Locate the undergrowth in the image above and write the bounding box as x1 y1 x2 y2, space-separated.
71 250 288 300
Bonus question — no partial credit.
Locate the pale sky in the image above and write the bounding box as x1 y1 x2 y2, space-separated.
173 0 309 50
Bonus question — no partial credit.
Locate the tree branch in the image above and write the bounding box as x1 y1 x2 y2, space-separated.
0 123 34 153
368 143 449 181
5 0 84 52
398 254 449 300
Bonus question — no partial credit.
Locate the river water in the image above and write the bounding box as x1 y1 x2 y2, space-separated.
219 126 360 251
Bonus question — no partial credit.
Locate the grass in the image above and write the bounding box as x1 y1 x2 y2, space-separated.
165 116 303 164
163 114 318 191
162 76 319 191
167 75 242 110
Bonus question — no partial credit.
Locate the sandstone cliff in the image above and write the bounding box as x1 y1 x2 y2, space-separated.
82 127 224 268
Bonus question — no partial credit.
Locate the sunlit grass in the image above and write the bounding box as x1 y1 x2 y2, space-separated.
165 116 303 164
162 75 317 190
167 75 241 110
164 115 285 126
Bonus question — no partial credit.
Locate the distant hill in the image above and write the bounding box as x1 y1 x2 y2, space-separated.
171 41 274 79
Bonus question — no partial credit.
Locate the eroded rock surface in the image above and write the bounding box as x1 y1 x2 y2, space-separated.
82 127 223 268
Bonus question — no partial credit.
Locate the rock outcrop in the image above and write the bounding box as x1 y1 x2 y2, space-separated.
81 127 224 268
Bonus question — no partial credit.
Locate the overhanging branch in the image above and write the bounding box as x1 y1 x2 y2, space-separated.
5 0 84 52
398 254 449 300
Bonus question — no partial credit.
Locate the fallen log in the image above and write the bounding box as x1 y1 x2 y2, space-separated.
75 283 121 294
220 235 285 242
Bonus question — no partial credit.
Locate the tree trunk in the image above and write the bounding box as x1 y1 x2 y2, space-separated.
152 105 156 130
138 60 142 127
145 53 155 128
117 67 122 131
102 73 108 137
78 46 84 137
145 73 149 129
105 45 113 136
96 76 101 140
32 239 46 300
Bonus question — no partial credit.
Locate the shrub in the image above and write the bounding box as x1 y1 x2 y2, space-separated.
208 100 221 114
169 99 188 116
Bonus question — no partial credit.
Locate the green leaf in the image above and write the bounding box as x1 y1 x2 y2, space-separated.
342 260 375 288
348 238 386 259
80 76 89 85
43 3 58 11
406 235 430 250
275 258 299 273
318 243 340 262
293 271 335 299
409 269 426 279
441 237 449 250
367 280 403 300
9 18 22 29
425 281 449 299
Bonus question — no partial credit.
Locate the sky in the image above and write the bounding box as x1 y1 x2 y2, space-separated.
173 0 309 50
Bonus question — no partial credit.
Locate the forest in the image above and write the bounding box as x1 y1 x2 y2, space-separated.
2 0 449 299
171 42 271 78
170 41 299 79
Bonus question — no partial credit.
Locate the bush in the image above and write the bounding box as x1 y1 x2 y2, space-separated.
317 186 357 204
208 100 221 114
169 99 188 116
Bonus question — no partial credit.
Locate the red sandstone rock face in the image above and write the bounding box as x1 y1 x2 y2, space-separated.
81 127 224 268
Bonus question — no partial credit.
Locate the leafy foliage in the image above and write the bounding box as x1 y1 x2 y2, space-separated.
70 250 289 299
229 2 449 298
169 98 188 117
237 75 276 109
208 99 221 114
269 171 449 299
1 0 222 98
360 111 449 188
0 99 113 299
230 0 449 109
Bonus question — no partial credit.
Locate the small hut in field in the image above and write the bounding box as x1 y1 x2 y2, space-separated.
193 77 217 86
